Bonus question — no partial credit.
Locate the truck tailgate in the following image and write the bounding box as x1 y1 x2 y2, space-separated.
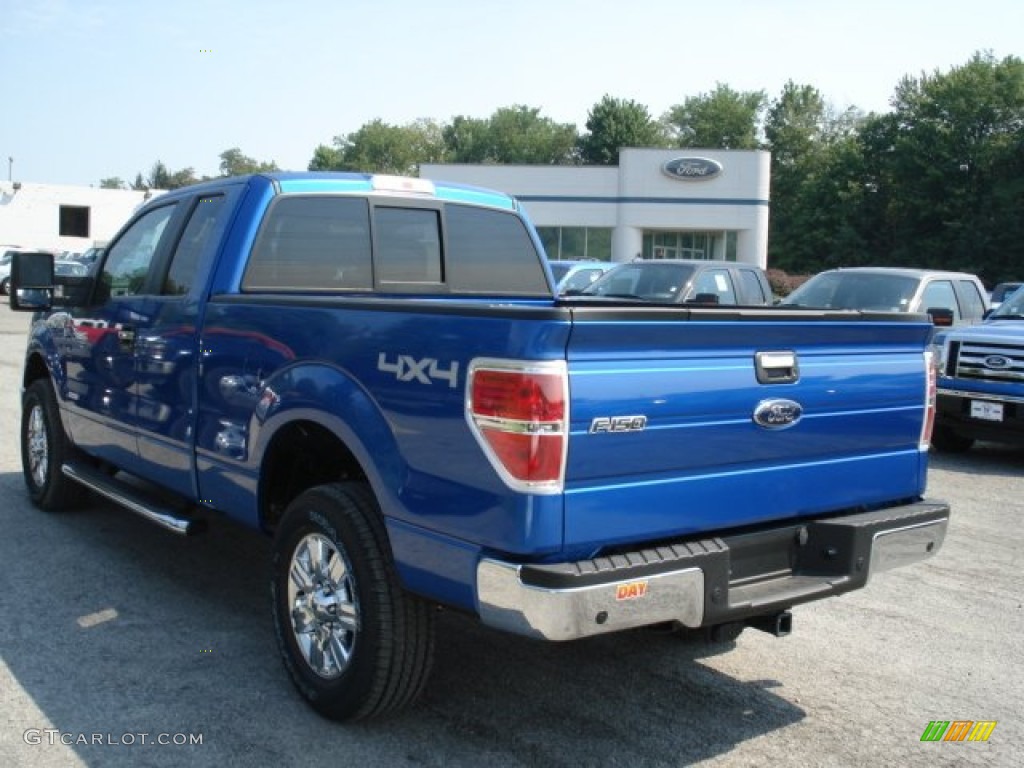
563 308 932 550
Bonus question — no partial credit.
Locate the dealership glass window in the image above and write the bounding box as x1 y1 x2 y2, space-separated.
645 232 717 260
535 226 612 261
59 205 90 238
638 231 739 261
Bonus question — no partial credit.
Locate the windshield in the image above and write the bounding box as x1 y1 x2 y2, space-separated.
583 263 696 300
989 286 1024 318
548 262 573 281
992 283 1022 303
782 272 918 311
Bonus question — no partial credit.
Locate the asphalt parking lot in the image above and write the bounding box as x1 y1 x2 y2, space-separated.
0 306 1021 768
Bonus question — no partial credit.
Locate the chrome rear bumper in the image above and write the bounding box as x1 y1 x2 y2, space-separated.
476 500 949 641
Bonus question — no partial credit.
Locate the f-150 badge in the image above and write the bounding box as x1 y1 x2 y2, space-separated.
589 415 647 433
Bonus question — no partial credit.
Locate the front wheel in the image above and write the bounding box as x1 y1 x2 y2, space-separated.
270 483 435 721
0 276 10 296
930 425 974 453
21 379 87 510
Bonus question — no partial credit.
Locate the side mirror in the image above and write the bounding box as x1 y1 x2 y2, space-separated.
926 307 955 327
10 251 55 311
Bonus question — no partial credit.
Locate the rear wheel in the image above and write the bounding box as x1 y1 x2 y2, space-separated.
270 482 435 721
21 379 87 510
930 425 974 453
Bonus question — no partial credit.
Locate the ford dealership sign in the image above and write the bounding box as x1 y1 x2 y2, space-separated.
662 157 723 181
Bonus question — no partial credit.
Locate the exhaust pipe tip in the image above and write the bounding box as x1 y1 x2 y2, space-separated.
747 610 793 637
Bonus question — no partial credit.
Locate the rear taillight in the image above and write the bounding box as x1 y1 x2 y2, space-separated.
921 349 936 450
466 359 568 493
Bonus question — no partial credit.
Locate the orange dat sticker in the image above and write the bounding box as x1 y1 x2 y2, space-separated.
614 581 649 600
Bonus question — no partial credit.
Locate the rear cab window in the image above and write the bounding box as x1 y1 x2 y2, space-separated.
242 195 549 296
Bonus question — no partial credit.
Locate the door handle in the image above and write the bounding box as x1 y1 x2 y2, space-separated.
117 325 136 348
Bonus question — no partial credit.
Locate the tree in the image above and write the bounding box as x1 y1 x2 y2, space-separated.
484 106 578 164
443 106 578 164
99 177 125 189
147 161 171 190
442 115 492 164
764 82 867 271
219 147 278 176
309 118 446 175
308 143 347 171
130 172 146 191
878 51 1024 281
145 160 198 190
578 95 670 165
664 83 766 149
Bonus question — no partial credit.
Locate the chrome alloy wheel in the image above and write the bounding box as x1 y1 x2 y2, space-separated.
287 533 359 679
26 404 49 489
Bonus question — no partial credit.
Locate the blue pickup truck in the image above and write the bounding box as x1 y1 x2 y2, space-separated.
931 285 1024 451
10 172 949 721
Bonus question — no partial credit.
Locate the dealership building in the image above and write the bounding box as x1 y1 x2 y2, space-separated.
423 147 770 267
0 181 158 254
3 148 770 267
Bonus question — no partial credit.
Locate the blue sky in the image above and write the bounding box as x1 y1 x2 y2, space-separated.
3 0 1021 186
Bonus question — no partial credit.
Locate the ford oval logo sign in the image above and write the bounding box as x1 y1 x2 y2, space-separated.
984 355 1011 369
753 399 803 430
662 157 723 181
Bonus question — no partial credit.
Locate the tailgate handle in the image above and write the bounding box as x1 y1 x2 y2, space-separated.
755 351 799 384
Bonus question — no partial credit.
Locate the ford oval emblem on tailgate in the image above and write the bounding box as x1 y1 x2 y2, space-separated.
753 399 803 429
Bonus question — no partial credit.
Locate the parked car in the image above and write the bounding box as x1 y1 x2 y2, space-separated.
75 246 105 269
548 259 615 294
779 267 989 325
54 259 89 277
0 252 12 295
988 281 1022 310
579 259 773 305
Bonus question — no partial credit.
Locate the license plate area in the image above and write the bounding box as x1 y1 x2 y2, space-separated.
970 400 1004 422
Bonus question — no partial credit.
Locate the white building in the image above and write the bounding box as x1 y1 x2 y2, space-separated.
0 181 161 254
422 148 770 267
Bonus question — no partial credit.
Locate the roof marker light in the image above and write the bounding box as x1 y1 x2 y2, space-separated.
370 175 436 196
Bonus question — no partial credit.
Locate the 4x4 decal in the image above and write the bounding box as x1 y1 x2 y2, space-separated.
377 353 459 388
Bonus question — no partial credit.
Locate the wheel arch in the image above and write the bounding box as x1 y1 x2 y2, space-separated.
249 368 407 537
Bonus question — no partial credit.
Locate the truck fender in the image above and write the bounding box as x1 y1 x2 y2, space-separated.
247 362 406 523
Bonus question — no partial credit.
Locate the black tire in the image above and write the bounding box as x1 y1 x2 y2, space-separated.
270 482 435 721
21 378 88 510
1 276 9 295
930 425 974 453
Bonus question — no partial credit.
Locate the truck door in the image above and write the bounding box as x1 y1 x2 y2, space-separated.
63 201 183 473
130 188 239 498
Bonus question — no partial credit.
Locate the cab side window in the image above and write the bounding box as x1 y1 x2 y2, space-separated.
919 280 961 320
737 268 768 304
163 195 229 296
244 196 373 291
691 268 737 304
956 280 987 320
100 204 177 298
